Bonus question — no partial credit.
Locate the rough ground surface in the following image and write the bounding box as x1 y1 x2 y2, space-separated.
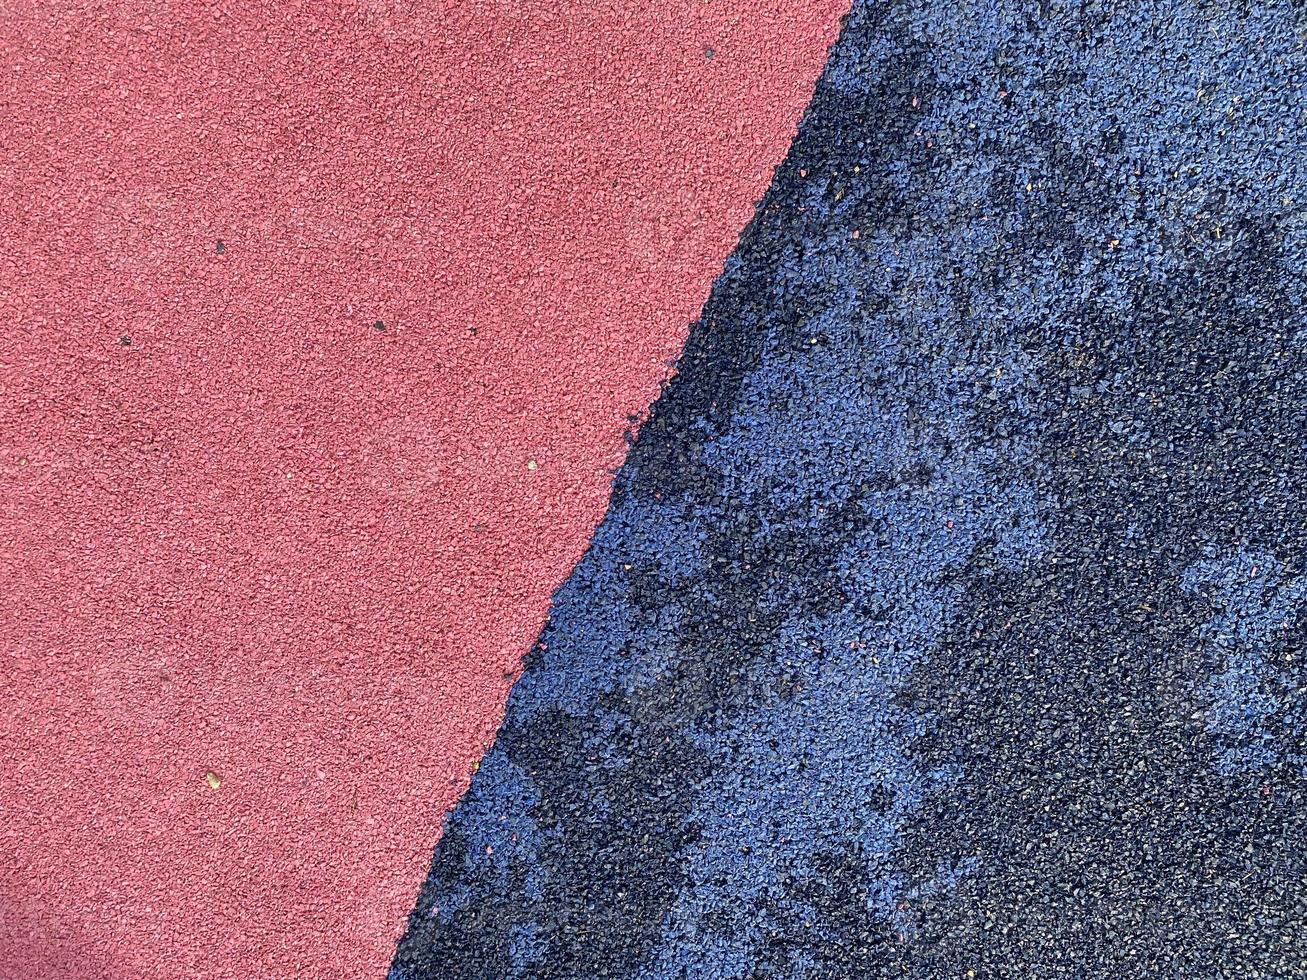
394 0 1307 976
0 2 843 977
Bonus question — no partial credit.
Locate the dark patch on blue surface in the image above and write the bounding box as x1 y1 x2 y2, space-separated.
391 0 1307 975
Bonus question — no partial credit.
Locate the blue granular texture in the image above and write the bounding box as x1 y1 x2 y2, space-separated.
391 0 1307 976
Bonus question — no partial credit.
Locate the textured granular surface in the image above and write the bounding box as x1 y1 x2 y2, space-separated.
0 2 843 977
394 0 1307 976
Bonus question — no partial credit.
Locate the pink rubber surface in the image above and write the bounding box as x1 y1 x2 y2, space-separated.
0 2 843 977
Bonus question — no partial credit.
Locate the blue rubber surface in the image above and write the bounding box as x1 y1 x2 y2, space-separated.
392 0 1307 975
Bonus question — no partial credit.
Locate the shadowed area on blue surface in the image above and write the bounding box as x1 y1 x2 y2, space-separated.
390 0 1307 975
